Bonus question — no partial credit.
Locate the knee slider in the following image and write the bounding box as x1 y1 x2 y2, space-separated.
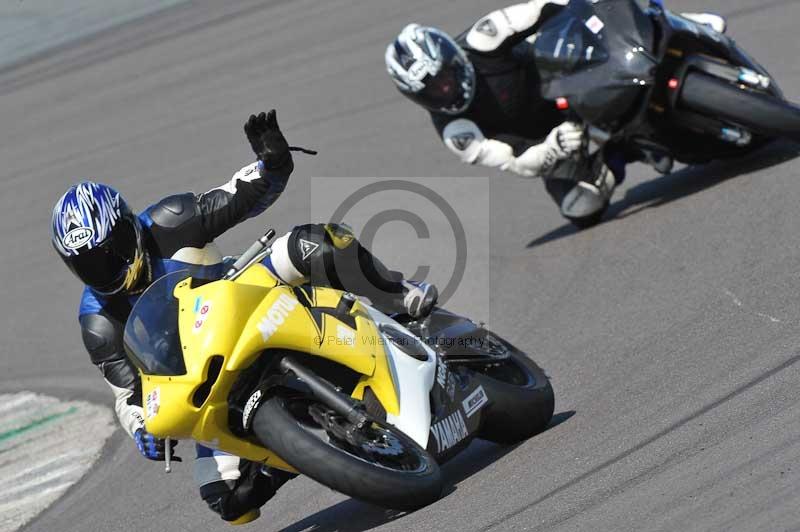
201 482 242 522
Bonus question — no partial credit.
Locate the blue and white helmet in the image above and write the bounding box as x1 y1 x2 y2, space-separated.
51 182 146 295
386 24 476 115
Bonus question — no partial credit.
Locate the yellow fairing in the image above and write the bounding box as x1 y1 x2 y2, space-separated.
141 263 399 470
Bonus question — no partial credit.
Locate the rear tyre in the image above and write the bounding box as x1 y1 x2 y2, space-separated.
468 338 555 444
252 395 443 511
681 72 800 143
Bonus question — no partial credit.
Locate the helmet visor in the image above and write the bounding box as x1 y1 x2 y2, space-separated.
64 216 141 294
411 34 475 114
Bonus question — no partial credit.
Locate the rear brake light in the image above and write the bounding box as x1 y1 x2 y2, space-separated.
556 97 569 110
668 78 680 90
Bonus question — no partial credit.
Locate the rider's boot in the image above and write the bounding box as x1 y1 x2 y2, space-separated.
560 163 617 221
681 12 727 34
227 467 297 524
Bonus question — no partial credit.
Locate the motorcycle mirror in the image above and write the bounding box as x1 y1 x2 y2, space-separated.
223 228 277 281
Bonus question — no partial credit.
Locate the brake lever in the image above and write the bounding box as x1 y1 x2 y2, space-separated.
163 437 183 472
165 437 172 473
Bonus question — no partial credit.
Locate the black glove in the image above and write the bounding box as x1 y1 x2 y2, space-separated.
134 428 180 462
244 110 290 170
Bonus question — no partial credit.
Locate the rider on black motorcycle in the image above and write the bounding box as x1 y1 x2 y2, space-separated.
385 0 725 226
50 110 437 523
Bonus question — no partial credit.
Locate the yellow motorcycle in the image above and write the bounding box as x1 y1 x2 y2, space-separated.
123 229 554 511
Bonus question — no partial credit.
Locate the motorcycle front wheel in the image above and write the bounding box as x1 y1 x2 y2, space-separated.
252 394 443 511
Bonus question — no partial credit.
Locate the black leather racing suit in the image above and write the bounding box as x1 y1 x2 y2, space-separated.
431 0 616 218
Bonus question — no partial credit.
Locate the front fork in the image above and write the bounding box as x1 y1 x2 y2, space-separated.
278 356 369 428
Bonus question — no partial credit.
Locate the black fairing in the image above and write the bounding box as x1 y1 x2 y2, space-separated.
402 308 484 353
533 0 656 126
401 309 495 460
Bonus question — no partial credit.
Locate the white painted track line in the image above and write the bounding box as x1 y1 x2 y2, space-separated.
0 393 114 532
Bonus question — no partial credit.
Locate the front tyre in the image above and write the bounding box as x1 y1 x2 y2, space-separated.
252 395 443 511
470 339 555 444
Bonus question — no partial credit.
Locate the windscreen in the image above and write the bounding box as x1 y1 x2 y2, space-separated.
123 270 189 376
529 0 656 126
533 8 610 80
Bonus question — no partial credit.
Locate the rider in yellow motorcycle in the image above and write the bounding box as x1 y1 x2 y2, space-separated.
50 110 437 523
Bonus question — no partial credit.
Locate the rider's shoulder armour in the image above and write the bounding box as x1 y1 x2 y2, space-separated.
465 10 512 53
143 193 209 258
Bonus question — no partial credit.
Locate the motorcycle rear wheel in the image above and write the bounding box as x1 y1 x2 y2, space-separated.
252 395 443 511
468 338 555 444
681 72 800 143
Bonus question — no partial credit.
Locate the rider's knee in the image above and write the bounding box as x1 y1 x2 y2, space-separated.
201 482 244 522
267 223 360 286
285 223 357 283
198 459 283 523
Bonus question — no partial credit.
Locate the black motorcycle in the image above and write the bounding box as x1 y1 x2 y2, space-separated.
530 0 800 226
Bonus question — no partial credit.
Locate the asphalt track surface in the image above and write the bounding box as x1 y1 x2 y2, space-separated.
1 0 800 530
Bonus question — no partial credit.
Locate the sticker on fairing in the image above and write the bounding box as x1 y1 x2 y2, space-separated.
146 387 160 419
436 362 448 388
436 362 457 400
193 297 212 333
446 378 456 401
336 324 356 346
585 15 605 34
462 385 488 418
430 410 468 452
257 293 300 341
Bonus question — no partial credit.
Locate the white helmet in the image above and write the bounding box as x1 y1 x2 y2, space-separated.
385 24 476 115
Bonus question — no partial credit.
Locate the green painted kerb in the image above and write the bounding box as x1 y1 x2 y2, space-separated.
0 407 78 443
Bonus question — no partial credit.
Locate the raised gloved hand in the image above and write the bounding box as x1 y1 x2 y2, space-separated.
244 110 290 170
134 428 180 462
547 121 585 158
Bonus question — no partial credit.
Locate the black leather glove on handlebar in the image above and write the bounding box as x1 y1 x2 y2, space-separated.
244 110 290 170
